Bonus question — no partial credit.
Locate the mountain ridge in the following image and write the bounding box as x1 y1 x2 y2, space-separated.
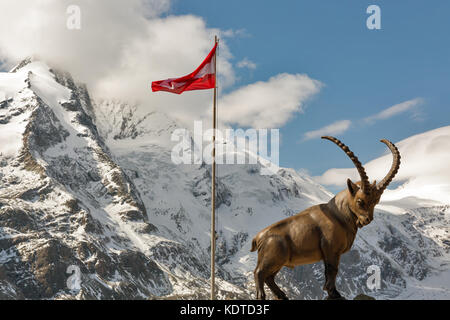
0 60 448 299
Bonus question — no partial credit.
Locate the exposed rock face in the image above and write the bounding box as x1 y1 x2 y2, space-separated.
0 61 170 299
0 60 449 299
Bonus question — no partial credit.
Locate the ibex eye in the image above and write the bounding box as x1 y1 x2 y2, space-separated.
357 199 365 207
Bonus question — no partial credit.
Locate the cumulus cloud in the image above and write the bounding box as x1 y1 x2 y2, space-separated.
0 0 233 126
315 126 450 204
92 14 237 125
302 120 351 141
237 58 256 70
364 98 424 123
219 73 322 128
0 0 320 129
0 1 163 80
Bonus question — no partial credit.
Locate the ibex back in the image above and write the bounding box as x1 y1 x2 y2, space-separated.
251 136 400 300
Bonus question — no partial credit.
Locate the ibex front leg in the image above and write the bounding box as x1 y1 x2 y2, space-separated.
320 240 344 300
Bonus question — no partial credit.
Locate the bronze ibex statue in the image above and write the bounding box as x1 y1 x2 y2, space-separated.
251 136 400 300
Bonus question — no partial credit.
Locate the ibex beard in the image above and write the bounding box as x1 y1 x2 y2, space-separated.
250 136 401 300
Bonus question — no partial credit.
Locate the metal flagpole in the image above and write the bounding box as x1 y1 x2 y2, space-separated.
211 35 218 300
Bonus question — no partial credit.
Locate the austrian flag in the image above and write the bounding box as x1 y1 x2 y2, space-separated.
152 38 220 300
151 43 217 94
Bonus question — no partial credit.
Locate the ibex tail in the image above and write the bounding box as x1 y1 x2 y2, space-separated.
250 237 257 252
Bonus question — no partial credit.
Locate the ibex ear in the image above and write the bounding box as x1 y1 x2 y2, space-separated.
347 179 358 196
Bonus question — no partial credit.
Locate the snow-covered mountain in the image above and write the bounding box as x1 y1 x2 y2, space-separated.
0 59 448 299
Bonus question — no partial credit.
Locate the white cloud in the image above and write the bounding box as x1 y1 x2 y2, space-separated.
302 98 423 142
302 120 351 141
91 14 237 126
0 0 320 129
221 28 251 38
237 58 256 70
364 98 424 123
315 126 450 204
0 1 166 81
0 0 237 127
219 73 322 128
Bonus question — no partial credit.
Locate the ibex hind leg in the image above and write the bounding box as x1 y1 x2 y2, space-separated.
254 236 289 300
254 265 267 300
254 256 275 300
265 272 288 300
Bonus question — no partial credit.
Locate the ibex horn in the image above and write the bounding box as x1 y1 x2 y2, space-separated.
322 136 371 194
376 139 401 194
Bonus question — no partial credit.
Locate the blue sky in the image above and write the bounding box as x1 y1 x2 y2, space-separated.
171 0 450 179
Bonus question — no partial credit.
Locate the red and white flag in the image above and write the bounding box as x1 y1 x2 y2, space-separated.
152 43 217 94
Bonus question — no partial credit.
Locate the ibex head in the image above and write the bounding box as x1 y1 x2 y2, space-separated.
322 136 401 228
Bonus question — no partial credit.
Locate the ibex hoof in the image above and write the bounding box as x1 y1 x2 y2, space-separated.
325 295 346 300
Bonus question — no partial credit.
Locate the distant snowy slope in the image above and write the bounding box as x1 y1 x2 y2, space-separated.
94 100 334 298
94 100 450 299
318 126 450 205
